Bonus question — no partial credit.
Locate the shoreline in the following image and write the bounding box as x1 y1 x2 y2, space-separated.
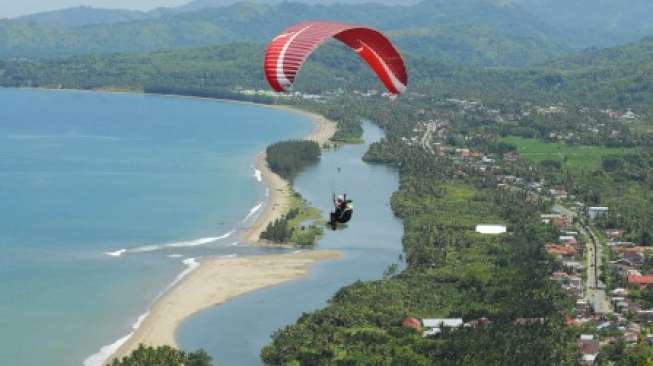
108 251 342 363
15 86 337 245
76 88 339 364
242 106 336 245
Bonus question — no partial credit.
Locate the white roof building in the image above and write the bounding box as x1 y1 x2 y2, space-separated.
475 225 507 234
422 318 464 329
588 207 609 220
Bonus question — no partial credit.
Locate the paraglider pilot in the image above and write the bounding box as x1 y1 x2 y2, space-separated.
330 194 353 230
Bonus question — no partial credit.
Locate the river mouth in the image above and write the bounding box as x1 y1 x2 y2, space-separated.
178 121 404 366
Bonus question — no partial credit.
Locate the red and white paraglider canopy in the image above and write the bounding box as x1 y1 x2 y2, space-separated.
264 21 408 95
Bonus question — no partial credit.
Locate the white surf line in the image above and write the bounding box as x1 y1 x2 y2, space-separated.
84 257 201 366
104 249 127 257
104 231 235 257
242 202 264 223
253 168 263 182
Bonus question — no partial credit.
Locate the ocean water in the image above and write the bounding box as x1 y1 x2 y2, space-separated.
179 122 404 365
0 88 313 366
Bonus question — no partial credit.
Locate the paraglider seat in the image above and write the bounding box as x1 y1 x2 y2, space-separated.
329 200 353 230
338 208 353 223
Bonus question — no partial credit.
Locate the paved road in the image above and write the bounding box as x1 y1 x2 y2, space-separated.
420 124 435 154
580 223 612 314
553 204 612 314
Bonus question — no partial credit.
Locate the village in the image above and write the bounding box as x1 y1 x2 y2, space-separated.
395 100 653 365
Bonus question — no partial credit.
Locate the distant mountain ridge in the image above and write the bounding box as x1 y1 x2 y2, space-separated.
0 0 568 67
15 6 148 28
169 0 421 14
14 0 421 27
11 0 653 50
511 0 653 48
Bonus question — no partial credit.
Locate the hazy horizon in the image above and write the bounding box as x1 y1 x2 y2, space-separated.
1 0 416 19
0 0 189 19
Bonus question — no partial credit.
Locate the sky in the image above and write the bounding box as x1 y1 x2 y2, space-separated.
0 0 190 18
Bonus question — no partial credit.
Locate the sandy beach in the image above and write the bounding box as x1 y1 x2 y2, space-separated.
273 106 337 146
107 105 338 364
243 107 336 244
109 251 341 362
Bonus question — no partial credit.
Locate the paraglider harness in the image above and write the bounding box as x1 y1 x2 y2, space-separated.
330 193 354 230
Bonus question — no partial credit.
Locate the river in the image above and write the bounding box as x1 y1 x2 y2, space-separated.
178 121 403 365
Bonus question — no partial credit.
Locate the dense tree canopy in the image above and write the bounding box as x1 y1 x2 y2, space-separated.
266 140 321 181
110 345 212 366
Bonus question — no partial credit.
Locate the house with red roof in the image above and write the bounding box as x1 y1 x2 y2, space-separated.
546 244 577 257
401 317 423 332
628 274 653 289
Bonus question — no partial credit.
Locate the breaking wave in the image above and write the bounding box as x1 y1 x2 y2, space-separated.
253 169 263 182
104 232 234 257
242 202 264 223
84 257 200 366
104 249 127 257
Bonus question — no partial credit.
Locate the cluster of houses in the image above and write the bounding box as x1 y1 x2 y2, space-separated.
521 104 636 144
577 315 649 365
578 334 601 365
529 103 634 123
543 213 588 314
607 233 653 326
442 98 483 112
536 105 566 115
237 89 324 100
602 108 638 121
412 120 449 138
352 89 407 99
400 126 508 177
540 209 636 364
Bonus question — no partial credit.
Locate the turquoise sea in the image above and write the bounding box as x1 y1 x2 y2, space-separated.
0 88 313 366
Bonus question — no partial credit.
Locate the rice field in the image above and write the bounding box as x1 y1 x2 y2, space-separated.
502 136 634 169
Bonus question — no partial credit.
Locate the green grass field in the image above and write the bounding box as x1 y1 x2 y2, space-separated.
502 136 633 169
287 191 325 246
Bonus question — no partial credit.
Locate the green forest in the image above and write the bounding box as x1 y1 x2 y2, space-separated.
109 345 212 366
261 141 324 245
3 33 653 116
266 140 321 181
260 193 324 245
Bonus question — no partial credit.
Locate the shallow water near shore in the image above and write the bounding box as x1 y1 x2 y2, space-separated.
178 122 403 365
0 88 313 366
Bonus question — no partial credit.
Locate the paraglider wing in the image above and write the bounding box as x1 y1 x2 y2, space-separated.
264 21 408 94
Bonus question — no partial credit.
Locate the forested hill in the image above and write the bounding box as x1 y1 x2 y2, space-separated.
0 1 567 67
546 36 653 70
13 7 148 28
8 0 653 63
0 42 387 93
512 0 653 48
473 37 653 114
13 0 422 27
2 31 653 117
